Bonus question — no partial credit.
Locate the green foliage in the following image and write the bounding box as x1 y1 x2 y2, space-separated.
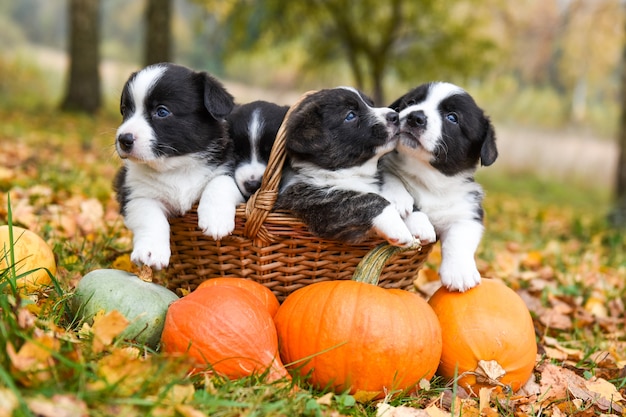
0 57 59 110
199 0 499 102
0 0 65 49
477 76 570 128
1 1 623 134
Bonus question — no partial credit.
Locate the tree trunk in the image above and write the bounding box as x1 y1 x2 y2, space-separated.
608 16 626 227
61 0 101 114
370 58 385 105
144 0 172 66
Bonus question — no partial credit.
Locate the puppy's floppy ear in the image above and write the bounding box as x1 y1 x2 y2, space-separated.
284 100 325 156
388 96 403 112
202 73 235 119
480 116 498 167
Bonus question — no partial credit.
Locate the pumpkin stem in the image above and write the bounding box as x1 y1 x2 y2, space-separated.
352 241 422 285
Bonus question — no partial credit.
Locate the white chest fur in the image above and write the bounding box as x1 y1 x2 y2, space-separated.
386 156 483 231
288 159 382 194
124 156 226 216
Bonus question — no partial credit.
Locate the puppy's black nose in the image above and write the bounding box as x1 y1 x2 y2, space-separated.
386 111 399 125
407 110 427 128
243 179 261 196
117 133 135 152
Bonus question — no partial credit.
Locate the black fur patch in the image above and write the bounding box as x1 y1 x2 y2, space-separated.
285 89 392 170
276 183 389 243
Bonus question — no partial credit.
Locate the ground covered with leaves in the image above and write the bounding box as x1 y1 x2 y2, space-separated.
1 108 625 417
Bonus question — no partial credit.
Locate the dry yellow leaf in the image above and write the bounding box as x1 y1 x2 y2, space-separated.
150 383 196 406
584 377 624 403
174 404 208 417
316 392 334 406
542 336 583 361
111 253 136 273
584 296 608 318
0 166 15 181
478 387 494 413
0 387 19 417
96 347 151 395
522 250 543 269
26 394 88 417
424 404 451 417
7 332 60 387
567 376 624 413
376 403 429 416
91 310 129 353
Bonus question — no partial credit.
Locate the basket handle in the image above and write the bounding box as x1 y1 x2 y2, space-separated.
243 90 317 240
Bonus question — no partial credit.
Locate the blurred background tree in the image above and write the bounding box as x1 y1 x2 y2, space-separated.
199 0 498 104
610 8 626 227
60 0 101 114
2 0 620 127
494 1 622 126
144 0 172 65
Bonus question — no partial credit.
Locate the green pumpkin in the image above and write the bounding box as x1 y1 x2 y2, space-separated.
71 269 179 348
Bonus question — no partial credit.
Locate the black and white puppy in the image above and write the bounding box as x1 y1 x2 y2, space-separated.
227 101 289 198
114 63 242 269
276 87 417 247
381 82 498 291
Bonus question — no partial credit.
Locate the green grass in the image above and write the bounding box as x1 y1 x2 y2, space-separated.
478 170 612 209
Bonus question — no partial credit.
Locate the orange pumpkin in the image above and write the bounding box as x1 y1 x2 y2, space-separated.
161 285 289 382
196 278 279 317
0 225 56 292
274 244 442 401
428 278 537 394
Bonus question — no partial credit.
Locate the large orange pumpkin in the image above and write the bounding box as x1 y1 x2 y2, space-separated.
196 277 279 317
274 244 442 401
161 285 289 382
428 278 537 394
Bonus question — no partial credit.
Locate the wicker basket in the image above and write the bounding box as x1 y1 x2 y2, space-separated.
166 91 433 301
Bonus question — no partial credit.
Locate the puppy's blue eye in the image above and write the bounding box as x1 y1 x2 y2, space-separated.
446 113 458 124
155 106 171 118
345 111 356 122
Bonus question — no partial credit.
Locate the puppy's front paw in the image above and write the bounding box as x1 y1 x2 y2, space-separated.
372 206 416 247
439 258 481 292
381 175 414 218
389 193 414 219
404 211 436 244
131 242 171 270
197 205 236 240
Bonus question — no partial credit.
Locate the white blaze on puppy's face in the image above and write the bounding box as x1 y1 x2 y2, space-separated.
371 104 400 156
339 86 400 156
115 65 167 162
234 109 267 196
398 82 465 155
